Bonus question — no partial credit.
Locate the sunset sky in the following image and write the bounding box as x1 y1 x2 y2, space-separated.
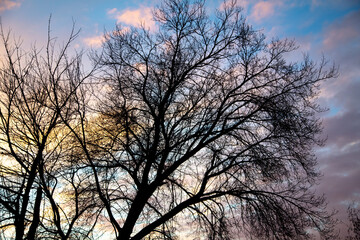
1 0 359 237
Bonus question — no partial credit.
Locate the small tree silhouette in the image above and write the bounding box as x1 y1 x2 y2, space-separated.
346 204 360 240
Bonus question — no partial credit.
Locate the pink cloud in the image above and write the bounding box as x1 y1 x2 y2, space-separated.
317 10 360 100
316 142 360 238
323 10 360 50
314 10 360 233
83 27 131 48
107 7 155 30
323 26 357 50
107 8 117 15
83 35 105 48
0 0 21 12
250 1 276 22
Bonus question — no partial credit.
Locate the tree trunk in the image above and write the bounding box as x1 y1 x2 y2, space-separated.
25 187 42 240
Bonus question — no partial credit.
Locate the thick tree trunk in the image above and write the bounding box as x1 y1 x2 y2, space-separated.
25 187 42 240
15 218 25 240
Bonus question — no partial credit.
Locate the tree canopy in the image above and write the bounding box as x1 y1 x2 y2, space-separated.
0 0 337 239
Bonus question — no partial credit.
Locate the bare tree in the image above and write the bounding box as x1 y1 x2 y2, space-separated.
0 0 338 239
0 22 98 239
66 0 337 239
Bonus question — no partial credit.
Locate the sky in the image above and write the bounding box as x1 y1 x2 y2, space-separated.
1 0 359 238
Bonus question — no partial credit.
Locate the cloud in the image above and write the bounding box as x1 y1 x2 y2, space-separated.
316 94 360 237
316 11 360 189
250 1 277 22
313 9 360 238
0 0 21 12
316 140 360 237
83 35 106 48
317 10 360 101
83 27 131 48
107 8 117 15
107 7 155 30
323 10 360 50
323 111 360 149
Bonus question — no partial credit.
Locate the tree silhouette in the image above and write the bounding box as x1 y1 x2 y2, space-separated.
346 204 360 240
0 22 99 239
0 0 338 239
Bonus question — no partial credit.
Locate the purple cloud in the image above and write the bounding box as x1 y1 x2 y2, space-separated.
314 8 360 238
